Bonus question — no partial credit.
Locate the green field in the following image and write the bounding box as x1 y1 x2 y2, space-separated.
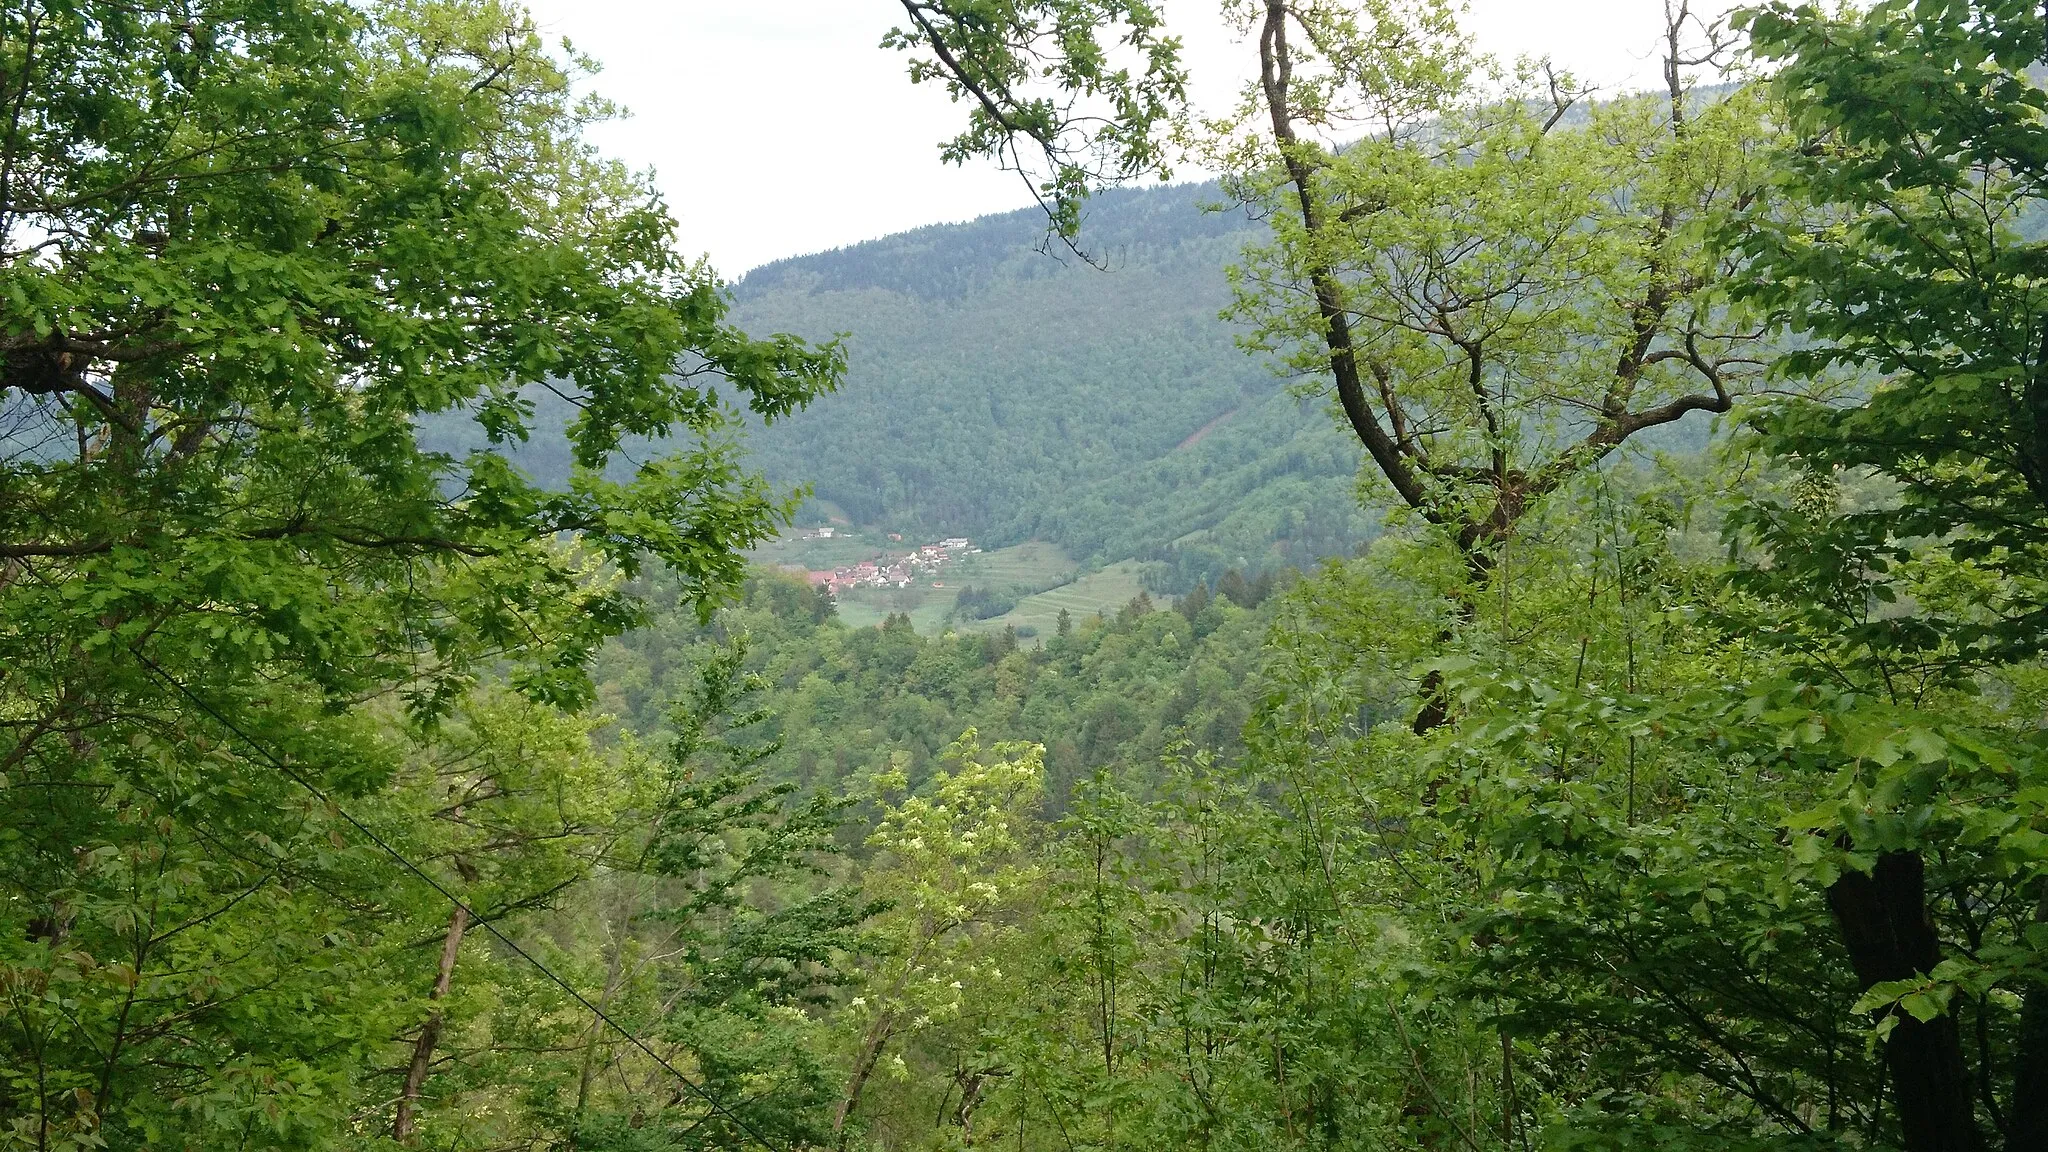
952 541 1077 592
962 560 1157 640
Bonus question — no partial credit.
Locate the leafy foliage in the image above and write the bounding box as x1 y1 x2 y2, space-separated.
21 0 2048 1150
0 0 834 1145
594 568 1276 806
950 584 1019 620
1733 0 2048 661
1220 0 1775 581
882 0 1187 252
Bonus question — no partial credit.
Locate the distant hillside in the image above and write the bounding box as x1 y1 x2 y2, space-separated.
417 181 1376 591
415 94 1759 592
727 182 1373 588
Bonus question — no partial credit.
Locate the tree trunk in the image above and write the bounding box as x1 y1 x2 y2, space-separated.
1826 850 1982 1152
1254 1 1432 523
2008 884 2048 1150
952 1066 1002 1146
572 912 630 1138
834 1009 896 1147
394 896 472 1142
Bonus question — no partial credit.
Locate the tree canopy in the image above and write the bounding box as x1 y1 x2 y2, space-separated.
18 1 2048 1150
0 0 836 1143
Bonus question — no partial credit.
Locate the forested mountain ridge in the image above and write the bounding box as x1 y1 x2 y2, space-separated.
726 183 1374 580
735 181 1252 301
414 181 1375 585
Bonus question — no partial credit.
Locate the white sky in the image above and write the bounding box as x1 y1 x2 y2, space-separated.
521 1 1722 277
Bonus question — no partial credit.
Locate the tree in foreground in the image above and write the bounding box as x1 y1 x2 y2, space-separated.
1220 0 1788 727
1711 0 2048 1145
903 1 2048 1146
883 0 1188 257
0 0 837 1144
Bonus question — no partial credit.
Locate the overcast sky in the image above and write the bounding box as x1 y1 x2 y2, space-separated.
520 1 1724 277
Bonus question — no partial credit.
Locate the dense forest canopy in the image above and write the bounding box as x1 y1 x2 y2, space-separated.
10 1 2048 1151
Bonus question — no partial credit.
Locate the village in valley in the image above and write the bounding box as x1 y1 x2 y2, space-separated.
793 529 978 596
748 526 1154 638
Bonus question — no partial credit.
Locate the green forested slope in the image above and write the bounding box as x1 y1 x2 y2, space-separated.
417 182 1373 586
728 184 1371 581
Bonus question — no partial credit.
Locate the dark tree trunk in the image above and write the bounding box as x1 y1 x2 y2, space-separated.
951 1066 1003 1146
2008 885 2048 1150
1826 850 1982 1152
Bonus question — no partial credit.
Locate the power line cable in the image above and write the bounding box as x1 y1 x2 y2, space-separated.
130 648 790 1152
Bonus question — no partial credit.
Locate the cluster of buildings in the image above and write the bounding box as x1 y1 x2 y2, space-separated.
803 537 974 596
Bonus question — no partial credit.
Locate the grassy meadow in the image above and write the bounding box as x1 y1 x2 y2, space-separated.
964 560 1155 639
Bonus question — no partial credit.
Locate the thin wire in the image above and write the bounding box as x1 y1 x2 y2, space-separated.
129 649 789 1152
